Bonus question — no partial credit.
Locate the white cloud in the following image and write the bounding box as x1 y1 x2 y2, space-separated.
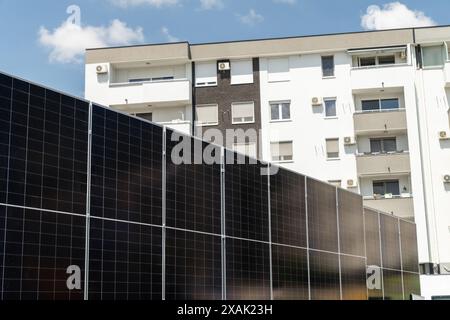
361 2 436 30
38 20 144 64
161 26 180 42
110 0 179 8
273 0 296 4
199 0 224 10
238 9 264 26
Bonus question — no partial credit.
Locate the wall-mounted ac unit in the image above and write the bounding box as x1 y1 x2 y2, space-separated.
312 97 323 106
218 61 230 71
444 174 450 183
439 130 450 140
344 136 356 145
384 193 393 199
347 179 357 188
96 64 108 74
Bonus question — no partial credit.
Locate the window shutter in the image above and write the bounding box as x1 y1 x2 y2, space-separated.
196 105 218 124
326 139 339 154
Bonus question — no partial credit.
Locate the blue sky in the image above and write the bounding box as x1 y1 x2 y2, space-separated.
0 0 448 97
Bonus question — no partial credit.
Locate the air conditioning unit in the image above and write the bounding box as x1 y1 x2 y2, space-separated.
312 97 323 106
96 64 108 74
344 136 356 145
439 130 450 140
218 61 230 71
347 179 357 188
384 193 393 199
444 174 450 183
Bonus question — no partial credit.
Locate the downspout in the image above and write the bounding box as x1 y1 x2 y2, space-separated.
191 61 196 136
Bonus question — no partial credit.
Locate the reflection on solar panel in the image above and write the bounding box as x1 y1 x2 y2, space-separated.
0 71 420 300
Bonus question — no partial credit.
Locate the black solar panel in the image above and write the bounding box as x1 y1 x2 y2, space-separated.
165 228 222 300
382 269 403 300
166 130 221 234
340 255 367 300
307 178 338 252
272 244 309 300
270 168 307 248
88 217 162 300
402 272 421 300
364 209 381 267
338 189 365 256
400 220 419 273
225 151 269 242
380 215 401 270
225 238 271 300
0 205 85 300
309 250 340 300
90 105 162 226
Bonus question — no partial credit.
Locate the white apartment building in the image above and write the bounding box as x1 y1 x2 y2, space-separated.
85 26 450 299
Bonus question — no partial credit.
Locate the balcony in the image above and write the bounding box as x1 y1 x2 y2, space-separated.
353 109 407 136
350 64 411 91
356 152 410 177
107 79 191 109
363 196 414 220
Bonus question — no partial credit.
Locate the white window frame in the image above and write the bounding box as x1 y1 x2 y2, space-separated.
324 98 337 119
195 62 218 87
232 142 257 159
321 55 335 78
230 59 254 85
196 104 219 127
231 101 255 125
270 101 292 122
326 138 340 160
271 141 294 163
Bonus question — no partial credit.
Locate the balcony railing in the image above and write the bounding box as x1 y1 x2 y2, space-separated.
363 196 414 220
356 151 411 176
107 78 191 108
350 64 412 91
353 109 407 136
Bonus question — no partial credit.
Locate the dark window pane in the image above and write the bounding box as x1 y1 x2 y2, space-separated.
373 182 385 195
362 100 380 111
386 181 400 195
360 57 376 66
370 139 382 153
380 98 399 110
325 99 336 117
281 103 291 119
321 56 334 77
271 104 279 120
378 55 395 65
383 138 397 152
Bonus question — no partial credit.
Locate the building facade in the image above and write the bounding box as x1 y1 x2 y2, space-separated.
84 26 450 299
0 71 420 300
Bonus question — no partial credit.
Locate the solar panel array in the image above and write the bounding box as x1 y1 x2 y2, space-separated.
364 208 421 300
0 71 420 300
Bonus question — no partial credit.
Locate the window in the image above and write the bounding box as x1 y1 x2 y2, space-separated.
136 113 153 122
195 62 217 87
422 45 445 68
196 104 218 126
361 98 399 111
378 55 395 65
232 102 255 124
358 55 395 67
370 138 397 153
326 138 340 159
271 141 293 162
231 59 254 85
324 99 337 117
373 180 400 196
359 57 376 67
270 102 291 121
233 142 257 159
268 57 290 82
321 56 335 77
328 180 342 188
